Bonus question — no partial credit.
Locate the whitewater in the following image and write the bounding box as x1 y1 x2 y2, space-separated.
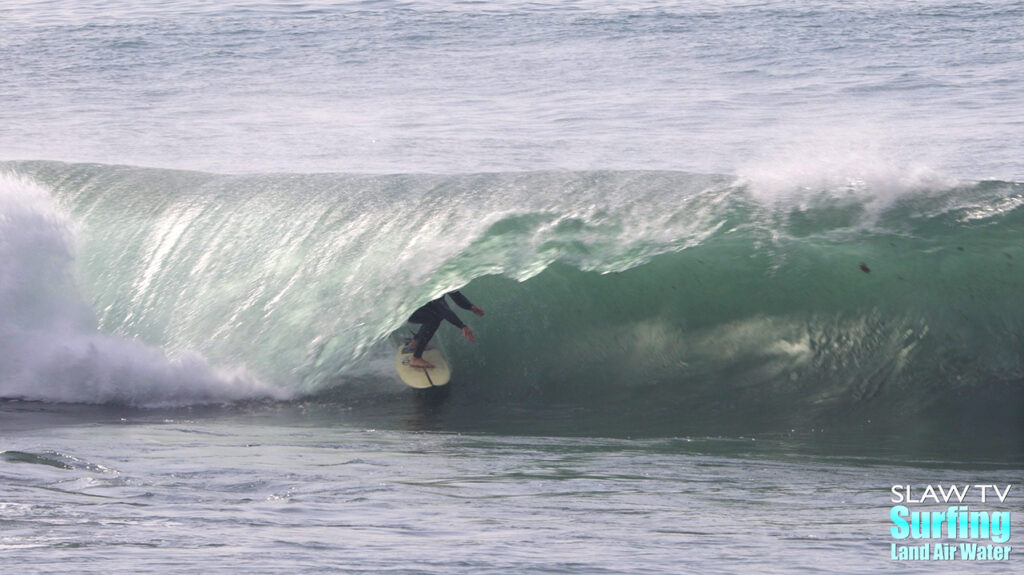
2 1 1022 574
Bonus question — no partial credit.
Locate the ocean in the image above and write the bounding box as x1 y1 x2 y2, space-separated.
1 1 1022 573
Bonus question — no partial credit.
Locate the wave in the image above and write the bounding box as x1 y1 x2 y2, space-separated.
1 161 1022 443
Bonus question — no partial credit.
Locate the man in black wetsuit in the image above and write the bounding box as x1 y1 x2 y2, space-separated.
406 291 485 369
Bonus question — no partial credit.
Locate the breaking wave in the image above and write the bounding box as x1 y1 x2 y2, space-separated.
1 161 1021 443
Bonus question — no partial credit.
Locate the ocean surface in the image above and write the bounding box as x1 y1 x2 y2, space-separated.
2 1 1022 573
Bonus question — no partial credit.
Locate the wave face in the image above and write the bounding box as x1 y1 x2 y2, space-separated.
0 168 288 406
2 161 1022 441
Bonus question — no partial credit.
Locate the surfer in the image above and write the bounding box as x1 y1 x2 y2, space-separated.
406 291 484 369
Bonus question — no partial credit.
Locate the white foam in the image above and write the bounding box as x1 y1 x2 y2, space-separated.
737 125 957 209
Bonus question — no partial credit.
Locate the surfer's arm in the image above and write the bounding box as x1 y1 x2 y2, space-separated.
448 291 485 316
435 302 467 329
448 291 474 310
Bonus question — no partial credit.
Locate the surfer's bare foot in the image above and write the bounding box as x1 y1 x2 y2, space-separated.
408 357 434 369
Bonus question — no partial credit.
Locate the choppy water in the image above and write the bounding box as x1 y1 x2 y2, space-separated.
2 1 1023 573
2 402 1021 575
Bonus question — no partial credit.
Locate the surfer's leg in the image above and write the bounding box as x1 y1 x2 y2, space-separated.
408 318 439 368
406 306 440 366
408 306 442 358
413 318 441 358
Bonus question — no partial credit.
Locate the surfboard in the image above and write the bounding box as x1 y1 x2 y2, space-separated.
395 344 451 389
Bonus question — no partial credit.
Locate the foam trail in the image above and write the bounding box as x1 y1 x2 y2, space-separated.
0 172 288 406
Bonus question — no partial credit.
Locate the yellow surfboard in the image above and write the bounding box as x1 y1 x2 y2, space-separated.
395 345 451 389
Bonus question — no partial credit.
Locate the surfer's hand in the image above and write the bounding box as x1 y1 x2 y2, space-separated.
462 326 476 341
471 306 485 316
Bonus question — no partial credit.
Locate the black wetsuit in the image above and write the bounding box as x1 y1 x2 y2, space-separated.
407 291 476 358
